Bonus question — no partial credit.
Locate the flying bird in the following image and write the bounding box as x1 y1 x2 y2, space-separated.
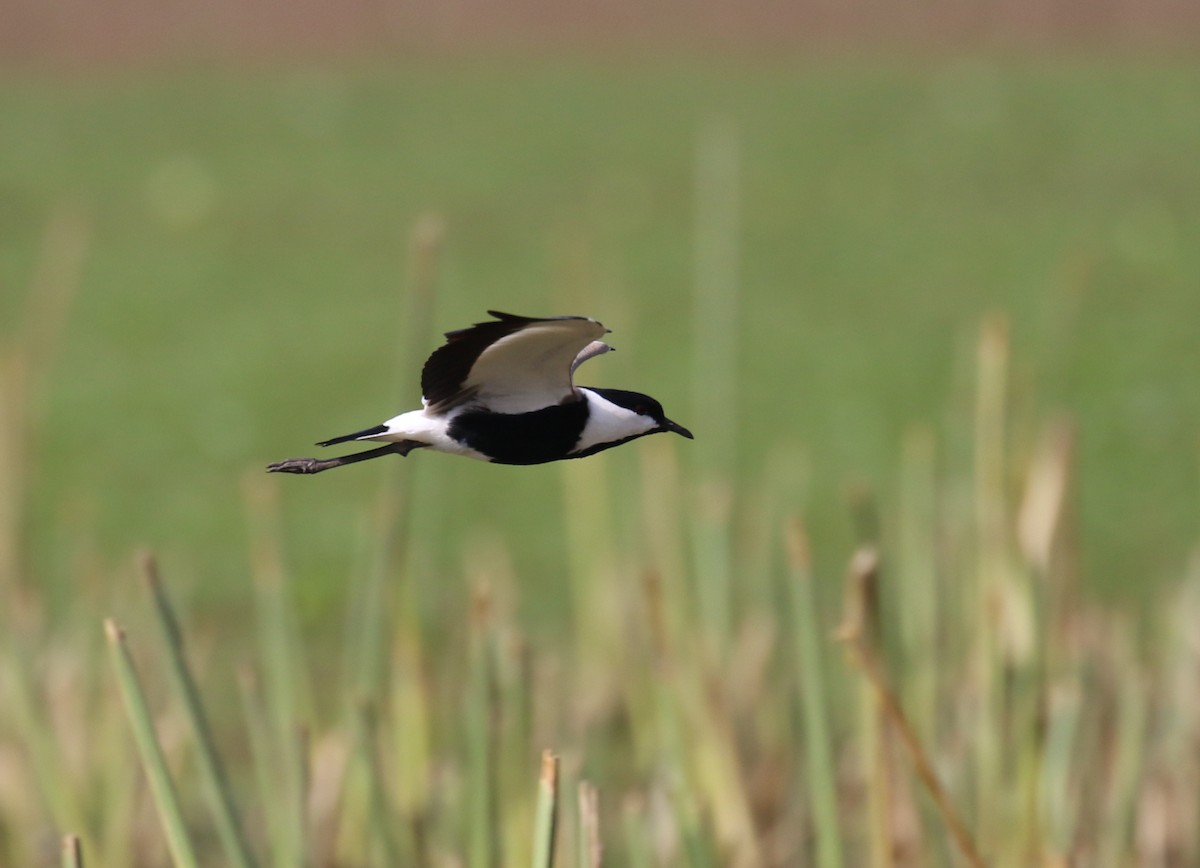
267 310 693 474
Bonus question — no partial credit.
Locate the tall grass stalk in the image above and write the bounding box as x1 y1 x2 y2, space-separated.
837 550 985 868
620 798 653 868
468 582 500 868
61 834 83 868
971 314 1011 851
577 780 601 868
691 119 740 476
104 619 200 868
243 475 313 867
243 476 313 735
364 221 448 862
353 701 403 865
141 552 260 868
561 447 622 697
1 208 88 595
784 518 843 868
0 349 26 593
530 750 560 868
896 425 939 739
349 213 444 698
4 628 89 850
690 119 740 655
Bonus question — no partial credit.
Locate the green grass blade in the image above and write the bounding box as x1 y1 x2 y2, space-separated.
343 506 393 701
785 519 844 868
61 835 83 868
4 631 88 843
141 552 260 868
1040 683 1082 858
468 584 499 868
621 796 655 868
243 475 312 866
688 481 734 659
104 619 199 868
237 666 298 868
530 751 559 868
397 214 442 394
1098 627 1148 865
691 118 740 476
291 727 313 868
244 475 313 737
342 215 442 716
354 701 403 866
690 118 741 654
897 425 939 737
972 315 1009 851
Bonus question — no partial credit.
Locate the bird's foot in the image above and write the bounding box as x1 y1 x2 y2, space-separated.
268 441 422 474
266 456 334 474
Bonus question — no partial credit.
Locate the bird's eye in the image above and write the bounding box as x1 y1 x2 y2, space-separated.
635 405 649 415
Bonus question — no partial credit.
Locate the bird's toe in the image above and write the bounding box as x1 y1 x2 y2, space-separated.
267 457 320 474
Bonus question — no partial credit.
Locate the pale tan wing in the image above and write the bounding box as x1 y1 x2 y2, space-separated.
464 317 607 413
421 312 608 414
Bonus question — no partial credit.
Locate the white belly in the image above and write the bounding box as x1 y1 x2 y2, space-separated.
373 409 491 461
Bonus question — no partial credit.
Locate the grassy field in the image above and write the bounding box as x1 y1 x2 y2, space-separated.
3 56 1198 602
1 56 1199 864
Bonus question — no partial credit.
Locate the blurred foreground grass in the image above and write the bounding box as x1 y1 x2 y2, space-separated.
4 302 1200 864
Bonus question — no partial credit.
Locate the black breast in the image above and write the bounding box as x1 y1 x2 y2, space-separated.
448 400 589 465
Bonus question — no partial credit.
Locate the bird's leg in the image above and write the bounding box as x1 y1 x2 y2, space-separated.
266 441 423 475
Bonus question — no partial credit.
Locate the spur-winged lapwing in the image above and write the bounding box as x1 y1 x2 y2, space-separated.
267 311 693 474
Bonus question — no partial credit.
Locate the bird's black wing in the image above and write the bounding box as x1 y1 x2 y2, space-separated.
421 311 608 414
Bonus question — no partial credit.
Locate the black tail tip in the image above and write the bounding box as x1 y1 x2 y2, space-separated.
316 423 389 448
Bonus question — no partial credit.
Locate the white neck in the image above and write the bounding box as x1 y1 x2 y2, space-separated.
573 388 656 453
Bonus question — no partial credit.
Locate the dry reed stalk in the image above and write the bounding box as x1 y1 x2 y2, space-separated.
531 750 560 868
60 834 84 868
837 548 985 868
307 733 349 867
577 780 602 867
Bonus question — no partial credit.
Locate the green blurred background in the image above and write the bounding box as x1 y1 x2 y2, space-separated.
2 10 1198 631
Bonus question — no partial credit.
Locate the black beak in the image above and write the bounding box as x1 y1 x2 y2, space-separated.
661 418 694 440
